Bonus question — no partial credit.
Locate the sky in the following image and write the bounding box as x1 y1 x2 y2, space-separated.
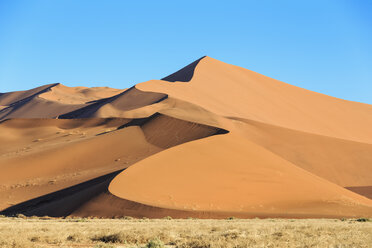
0 0 371 104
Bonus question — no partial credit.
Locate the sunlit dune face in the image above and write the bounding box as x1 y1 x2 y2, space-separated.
39 84 124 104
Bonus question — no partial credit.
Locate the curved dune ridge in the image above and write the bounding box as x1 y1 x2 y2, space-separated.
0 56 371 218
0 83 124 120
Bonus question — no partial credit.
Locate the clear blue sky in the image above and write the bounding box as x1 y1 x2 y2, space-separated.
0 0 371 103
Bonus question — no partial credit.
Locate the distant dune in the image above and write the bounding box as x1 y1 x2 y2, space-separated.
0 56 371 218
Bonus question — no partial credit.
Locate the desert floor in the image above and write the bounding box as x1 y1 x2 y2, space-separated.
0 216 371 248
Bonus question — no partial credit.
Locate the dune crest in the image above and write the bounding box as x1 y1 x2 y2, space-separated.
39 84 124 104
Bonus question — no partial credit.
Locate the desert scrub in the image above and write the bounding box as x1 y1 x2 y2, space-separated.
146 238 164 248
356 218 370 222
0 217 371 248
91 233 124 243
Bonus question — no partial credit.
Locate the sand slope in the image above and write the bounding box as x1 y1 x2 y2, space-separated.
0 56 371 218
138 57 372 144
110 133 372 218
0 114 225 214
231 118 372 187
0 83 123 120
59 87 166 119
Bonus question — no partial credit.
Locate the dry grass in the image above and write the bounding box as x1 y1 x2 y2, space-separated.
0 216 371 247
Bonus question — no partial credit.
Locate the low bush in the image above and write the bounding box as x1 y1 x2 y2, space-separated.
91 233 124 243
146 238 164 248
355 218 369 222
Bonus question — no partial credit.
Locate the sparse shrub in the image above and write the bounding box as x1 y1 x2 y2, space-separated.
146 238 164 248
178 240 211 248
272 232 283 239
227 216 236 220
122 216 134 220
29 236 40 242
91 233 124 243
39 216 53 220
66 234 81 242
74 218 88 222
163 216 172 220
355 218 369 222
222 230 239 239
16 213 26 219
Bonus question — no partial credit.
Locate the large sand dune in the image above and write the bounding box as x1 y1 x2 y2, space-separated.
0 56 371 218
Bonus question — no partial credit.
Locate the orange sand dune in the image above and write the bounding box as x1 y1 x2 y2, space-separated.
0 83 123 120
39 84 124 104
0 84 57 106
109 133 372 218
0 114 225 213
0 56 371 218
230 118 372 187
59 86 166 119
0 118 154 211
138 56 372 144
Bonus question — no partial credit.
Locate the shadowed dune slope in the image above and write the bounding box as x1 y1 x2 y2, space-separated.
346 186 372 200
161 56 206 82
0 170 122 217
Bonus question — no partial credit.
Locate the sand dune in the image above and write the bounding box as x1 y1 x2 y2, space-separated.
138 56 372 144
39 84 124 104
230 117 372 187
0 84 57 106
109 133 372 218
59 87 167 119
0 83 123 120
0 56 371 218
0 114 226 214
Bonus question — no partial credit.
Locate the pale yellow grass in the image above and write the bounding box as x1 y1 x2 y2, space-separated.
0 216 371 248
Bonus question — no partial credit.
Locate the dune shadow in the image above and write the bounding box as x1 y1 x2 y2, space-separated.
0 83 59 120
0 170 123 217
346 186 372 199
161 56 206 82
117 113 229 149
